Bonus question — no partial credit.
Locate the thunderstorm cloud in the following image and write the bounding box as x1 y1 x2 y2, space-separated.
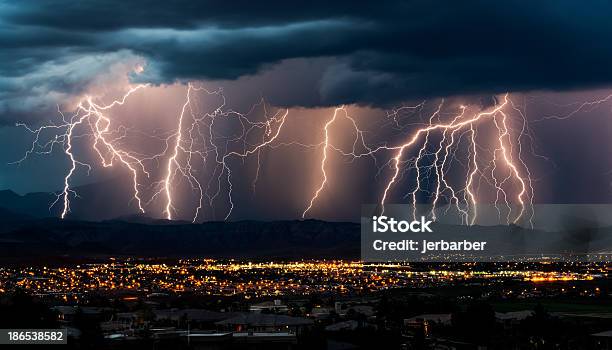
2 0 612 123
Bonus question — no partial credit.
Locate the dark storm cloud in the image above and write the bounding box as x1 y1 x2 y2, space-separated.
3 0 612 122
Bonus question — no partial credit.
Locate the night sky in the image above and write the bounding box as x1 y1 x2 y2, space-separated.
1 1 612 221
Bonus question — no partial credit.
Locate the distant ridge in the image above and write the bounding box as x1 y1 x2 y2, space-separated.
0 189 58 218
0 205 33 222
0 178 143 221
107 213 191 225
0 218 361 261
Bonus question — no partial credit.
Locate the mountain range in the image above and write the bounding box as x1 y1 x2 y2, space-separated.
0 181 360 261
0 216 360 261
0 178 141 221
1 182 611 263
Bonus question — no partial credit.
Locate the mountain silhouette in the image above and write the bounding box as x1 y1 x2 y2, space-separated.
0 218 360 261
0 178 142 221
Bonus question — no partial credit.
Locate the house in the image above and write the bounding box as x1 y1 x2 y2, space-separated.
184 331 297 350
216 313 313 335
343 305 375 317
155 308 238 324
404 314 452 337
249 300 289 313
309 306 333 319
325 320 359 332
52 306 110 323
495 310 533 328
592 330 612 350
404 314 452 326
100 312 138 333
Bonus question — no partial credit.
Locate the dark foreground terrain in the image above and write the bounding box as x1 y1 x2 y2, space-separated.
0 259 610 350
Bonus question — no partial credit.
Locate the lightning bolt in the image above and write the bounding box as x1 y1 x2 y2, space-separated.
163 84 192 221
146 83 290 222
301 107 342 218
302 106 374 218
380 94 532 224
14 85 148 218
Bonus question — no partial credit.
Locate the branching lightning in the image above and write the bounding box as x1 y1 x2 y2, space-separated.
14 85 148 218
302 106 373 218
16 84 537 226
15 83 288 222
302 94 535 226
